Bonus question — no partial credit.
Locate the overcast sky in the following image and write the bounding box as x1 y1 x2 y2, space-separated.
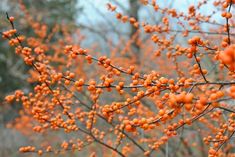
77 0 220 24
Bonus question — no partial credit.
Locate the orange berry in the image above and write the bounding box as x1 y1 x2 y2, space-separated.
199 95 207 105
9 16 15 22
64 80 70 85
226 12 232 18
125 124 133 132
158 109 165 116
210 93 217 101
38 150 43 155
184 93 194 103
185 103 192 111
231 86 235 92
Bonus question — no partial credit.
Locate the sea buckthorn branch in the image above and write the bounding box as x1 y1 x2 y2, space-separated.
5 12 25 48
123 0 235 40
92 134 126 157
85 54 144 80
32 60 73 120
183 81 235 86
20 141 93 155
61 85 147 153
148 98 235 155
208 139 225 143
106 89 161 113
197 44 218 51
62 76 147 89
193 52 209 83
134 96 234 136
62 73 235 115
114 125 125 150
17 101 97 154
147 104 213 155
177 104 213 130
133 96 234 148
63 75 235 100
218 106 235 114
42 117 126 157
3 14 74 120
143 1 234 29
62 76 165 115
225 1 233 45
110 0 234 52
216 126 235 152
66 49 158 85
64 75 235 89
79 101 147 153
168 29 235 36
204 122 231 155
6 12 15 29
19 95 128 157
89 80 105 131
74 99 147 154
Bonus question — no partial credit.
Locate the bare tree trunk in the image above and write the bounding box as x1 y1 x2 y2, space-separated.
129 0 140 64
